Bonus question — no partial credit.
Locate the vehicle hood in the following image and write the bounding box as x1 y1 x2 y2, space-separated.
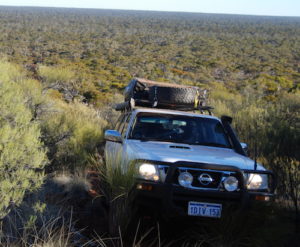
126 140 265 171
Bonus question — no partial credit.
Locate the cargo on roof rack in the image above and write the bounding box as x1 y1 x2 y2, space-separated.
115 78 213 114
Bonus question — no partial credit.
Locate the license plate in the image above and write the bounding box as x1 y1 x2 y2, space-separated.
188 201 222 218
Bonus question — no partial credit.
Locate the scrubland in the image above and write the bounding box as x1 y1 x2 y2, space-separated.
0 7 299 246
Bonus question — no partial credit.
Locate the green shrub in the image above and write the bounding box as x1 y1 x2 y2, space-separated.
39 66 76 86
273 158 300 215
41 100 107 171
38 65 79 102
210 87 300 219
0 60 48 219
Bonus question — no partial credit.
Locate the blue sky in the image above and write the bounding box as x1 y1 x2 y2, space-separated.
0 0 299 17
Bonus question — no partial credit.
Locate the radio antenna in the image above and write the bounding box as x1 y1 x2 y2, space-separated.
254 121 258 170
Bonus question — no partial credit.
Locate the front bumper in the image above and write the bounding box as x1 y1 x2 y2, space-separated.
131 161 275 218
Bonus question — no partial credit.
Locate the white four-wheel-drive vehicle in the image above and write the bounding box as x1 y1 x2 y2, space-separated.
104 78 275 219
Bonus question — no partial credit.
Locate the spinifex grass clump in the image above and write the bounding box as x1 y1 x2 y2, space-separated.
91 151 137 238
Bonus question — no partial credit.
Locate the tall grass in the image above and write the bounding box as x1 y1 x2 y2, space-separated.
90 151 138 239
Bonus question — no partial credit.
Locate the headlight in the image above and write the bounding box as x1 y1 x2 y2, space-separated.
178 172 193 188
223 176 239 192
138 163 160 181
246 173 268 190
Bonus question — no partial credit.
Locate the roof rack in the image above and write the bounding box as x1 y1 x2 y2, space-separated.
115 78 213 115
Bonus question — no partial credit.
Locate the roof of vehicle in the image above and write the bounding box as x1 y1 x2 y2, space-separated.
132 107 220 120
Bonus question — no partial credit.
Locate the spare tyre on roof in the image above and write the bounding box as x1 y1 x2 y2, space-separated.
118 78 212 113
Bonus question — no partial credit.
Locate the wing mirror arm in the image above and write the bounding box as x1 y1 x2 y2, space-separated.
240 142 248 154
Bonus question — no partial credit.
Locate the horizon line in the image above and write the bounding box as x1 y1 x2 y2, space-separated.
0 4 300 18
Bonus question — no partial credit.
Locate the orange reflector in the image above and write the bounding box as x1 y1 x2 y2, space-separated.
136 184 153 191
88 189 99 198
255 195 270 201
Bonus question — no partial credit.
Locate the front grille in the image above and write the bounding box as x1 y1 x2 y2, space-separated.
175 167 237 191
158 165 169 182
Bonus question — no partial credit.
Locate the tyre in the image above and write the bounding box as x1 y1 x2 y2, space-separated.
149 86 198 106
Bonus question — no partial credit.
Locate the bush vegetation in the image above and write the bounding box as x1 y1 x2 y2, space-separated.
0 60 47 220
0 6 299 246
211 84 300 218
41 100 107 171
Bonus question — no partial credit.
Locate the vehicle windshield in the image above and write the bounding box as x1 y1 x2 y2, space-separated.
129 113 232 148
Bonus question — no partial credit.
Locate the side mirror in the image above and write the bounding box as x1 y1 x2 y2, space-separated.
240 142 248 153
105 130 123 143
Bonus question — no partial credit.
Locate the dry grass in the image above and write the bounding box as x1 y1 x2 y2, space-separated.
0 173 98 247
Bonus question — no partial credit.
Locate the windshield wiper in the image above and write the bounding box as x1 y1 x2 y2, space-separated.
139 138 178 143
197 142 230 148
138 138 160 142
